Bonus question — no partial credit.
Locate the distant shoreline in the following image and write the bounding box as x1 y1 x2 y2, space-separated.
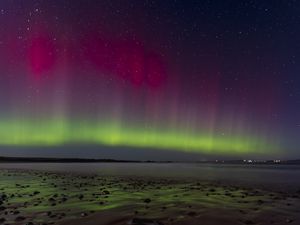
0 156 299 165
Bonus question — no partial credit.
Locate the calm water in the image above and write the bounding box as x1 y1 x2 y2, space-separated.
0 163 300 191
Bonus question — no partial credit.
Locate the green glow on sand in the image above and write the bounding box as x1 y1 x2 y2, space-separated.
0 118 277 155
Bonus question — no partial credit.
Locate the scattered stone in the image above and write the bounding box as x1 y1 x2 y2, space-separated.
81 212 88 217
25 222 34 225
10 210 20 215
130 218 164 225
49 214 56 218
144 198 151 203
0 194 7 200
187 211 197 216
257 200 264 205
48 197 55 202
78 194 84 200
103 190 110 195
239 209 247 214
15 216 26 221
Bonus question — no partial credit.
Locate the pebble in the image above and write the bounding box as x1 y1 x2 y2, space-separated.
81 212 88 217
130 218 164 225
15 216 26 221
144 198 151 203
187 211 197 217
25 222 34 225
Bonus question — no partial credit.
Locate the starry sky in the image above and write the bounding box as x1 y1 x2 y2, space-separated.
0 0 299 160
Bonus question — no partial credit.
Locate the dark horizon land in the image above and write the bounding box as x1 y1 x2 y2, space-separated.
0 155 300 164
0 0 300 225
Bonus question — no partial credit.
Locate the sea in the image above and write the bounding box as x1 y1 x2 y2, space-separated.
0 162 299 192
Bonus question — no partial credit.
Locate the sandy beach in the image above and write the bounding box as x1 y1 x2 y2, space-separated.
0 168 299 225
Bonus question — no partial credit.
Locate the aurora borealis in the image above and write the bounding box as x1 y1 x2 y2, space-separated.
0 1 299 159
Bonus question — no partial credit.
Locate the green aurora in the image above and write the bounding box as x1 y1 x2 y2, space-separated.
0 118 278 156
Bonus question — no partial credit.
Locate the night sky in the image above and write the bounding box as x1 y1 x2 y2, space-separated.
0 0 299 160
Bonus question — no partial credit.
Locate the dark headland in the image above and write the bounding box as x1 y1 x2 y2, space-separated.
0 156 299 164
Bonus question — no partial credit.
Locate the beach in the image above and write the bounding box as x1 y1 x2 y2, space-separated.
0 164 299 225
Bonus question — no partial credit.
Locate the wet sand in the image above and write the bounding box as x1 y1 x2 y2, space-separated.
0 169 299 225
